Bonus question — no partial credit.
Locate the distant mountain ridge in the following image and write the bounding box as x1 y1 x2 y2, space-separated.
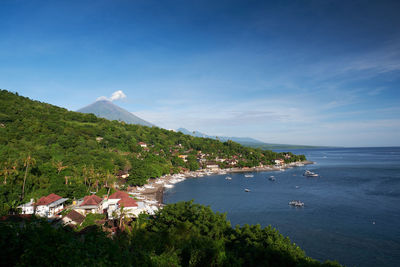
177 128 263 144
177 128 320 150
77 100 154 127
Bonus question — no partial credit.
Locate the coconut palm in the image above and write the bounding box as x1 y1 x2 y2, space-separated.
0 160 17 184
21 155 36 200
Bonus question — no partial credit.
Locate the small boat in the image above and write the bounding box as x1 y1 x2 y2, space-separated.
225 176 232 180
295 185 300 189
289 200 304 207
268 176 276 181
244 188 251 192
244 174 254 178
303 170 319 177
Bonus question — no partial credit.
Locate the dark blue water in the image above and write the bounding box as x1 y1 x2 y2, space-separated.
163 147 400 267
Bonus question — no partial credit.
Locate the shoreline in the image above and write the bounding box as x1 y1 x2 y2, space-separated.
127 160 314 207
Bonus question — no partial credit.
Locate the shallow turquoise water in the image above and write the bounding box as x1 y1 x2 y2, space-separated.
163 147 400 266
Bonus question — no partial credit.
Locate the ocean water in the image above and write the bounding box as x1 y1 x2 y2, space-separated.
163 147 400 267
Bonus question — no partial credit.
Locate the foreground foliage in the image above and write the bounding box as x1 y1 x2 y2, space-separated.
0 201 341 267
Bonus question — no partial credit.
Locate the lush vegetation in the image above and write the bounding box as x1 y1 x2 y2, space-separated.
0 201 341 267
0 89 305 214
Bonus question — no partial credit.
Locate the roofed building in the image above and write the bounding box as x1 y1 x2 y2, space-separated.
33 193 68 217
62 210 85 226
75 194 103 215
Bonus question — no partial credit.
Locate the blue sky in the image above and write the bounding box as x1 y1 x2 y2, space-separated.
1 0 399 146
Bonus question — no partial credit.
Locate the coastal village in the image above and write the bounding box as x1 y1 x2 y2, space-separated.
16 142 311 232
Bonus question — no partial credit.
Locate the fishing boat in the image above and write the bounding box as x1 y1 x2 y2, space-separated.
244 188 251 192
303 170 319 177
289 200 304 207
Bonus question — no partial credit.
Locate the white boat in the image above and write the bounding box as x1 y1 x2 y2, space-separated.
289 200 304 207
244 188 251 192
268 176 276 181
225 176 232 180
244 174 254 178
303 170 319 177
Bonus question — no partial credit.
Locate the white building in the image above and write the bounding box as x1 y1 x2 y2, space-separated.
19 193 68 218
18 199 35 215
74 194 103 215
102 190 143 219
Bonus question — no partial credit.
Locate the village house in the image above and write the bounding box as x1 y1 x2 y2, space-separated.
102 190 142 219
205 162 220 171
116 170 129 179
215 157 226 163
18 199 35 215
62 209 85 227
178 155 188 162
138 142 147 148
18 193 68 217
226 159 238 166
74 194 103 215
274 159 285 166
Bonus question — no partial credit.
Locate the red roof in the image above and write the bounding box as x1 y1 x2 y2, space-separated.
65 210 85 224
109 190 130 199
109 190 138 207
36 193 62 206
80 195 102 206
117 197 138 207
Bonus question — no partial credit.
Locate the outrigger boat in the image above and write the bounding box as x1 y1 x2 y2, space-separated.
289 200 304 207
303 170 319 177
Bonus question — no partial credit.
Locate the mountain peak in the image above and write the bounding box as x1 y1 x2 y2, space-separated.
77 101 154 127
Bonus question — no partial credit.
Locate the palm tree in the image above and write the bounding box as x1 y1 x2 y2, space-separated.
21 155 36 200
0 160 16 184
53 160 68 174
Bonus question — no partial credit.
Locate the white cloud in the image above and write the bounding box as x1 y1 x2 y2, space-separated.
110 90 127 101
97 90 127 102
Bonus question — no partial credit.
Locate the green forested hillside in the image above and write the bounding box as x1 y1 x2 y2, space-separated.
0 89 304 213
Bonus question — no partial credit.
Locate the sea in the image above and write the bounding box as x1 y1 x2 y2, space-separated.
163 147 400 267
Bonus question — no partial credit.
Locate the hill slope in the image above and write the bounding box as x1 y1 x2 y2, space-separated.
77 100 154 127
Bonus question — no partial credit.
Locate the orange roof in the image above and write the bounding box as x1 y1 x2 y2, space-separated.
117 197 138 207
36 193 62 206
80 195 102 206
